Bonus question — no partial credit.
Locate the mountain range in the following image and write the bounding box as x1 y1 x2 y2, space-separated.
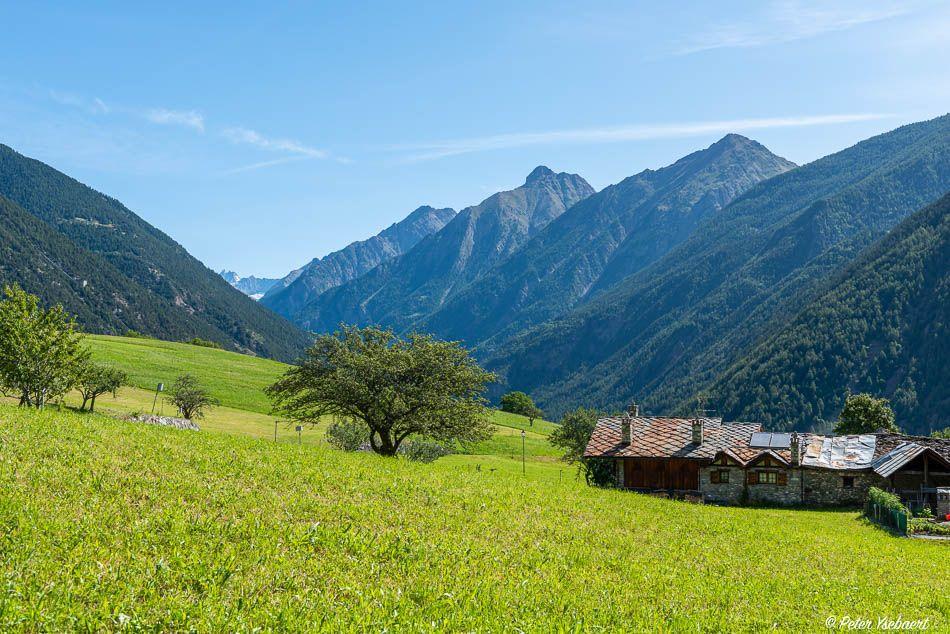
487 114 950 431
261 205 456 321
291 167 595 332
0 144 311 361
4 113 948 432
219 271 280 299
419 134 796 353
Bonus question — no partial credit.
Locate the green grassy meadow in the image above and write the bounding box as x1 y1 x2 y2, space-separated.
1 407 946 630
87 335 287 414
0 334 945 629
81 335 561 469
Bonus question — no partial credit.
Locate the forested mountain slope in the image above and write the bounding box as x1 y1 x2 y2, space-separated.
0 144 310 360
489 114 950 417
262 205 456 321
295 167 594 332
419 135 795 352
709 192 950 435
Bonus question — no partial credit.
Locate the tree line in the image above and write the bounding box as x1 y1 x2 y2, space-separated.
0 285 217 419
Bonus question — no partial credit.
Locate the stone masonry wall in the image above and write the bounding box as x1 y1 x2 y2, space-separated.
747 468 802 506
700 466 744 504
702 466 884 506
801 469 883 507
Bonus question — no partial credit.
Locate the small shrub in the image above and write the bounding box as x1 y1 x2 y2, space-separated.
170 373 218 420
583 457 618 487
185 337 223 349
909 518 950 536
325 419 369 452
124 330 155 340
866 487 908 515
400 439 452 463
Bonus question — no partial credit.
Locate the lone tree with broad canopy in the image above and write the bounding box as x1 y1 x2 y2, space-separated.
0 285 87 408
267 325 496 456
499 390 544 426
170 373 218 420
834 393 899 434
76 361 127 412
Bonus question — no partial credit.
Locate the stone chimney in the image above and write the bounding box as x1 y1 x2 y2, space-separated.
691 418 703 445
790 432 800 466
627 402 640 417
621 416 631 445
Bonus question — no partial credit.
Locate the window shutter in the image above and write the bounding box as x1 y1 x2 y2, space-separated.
711 470 720 484
777 471 788 486
747 471 758 485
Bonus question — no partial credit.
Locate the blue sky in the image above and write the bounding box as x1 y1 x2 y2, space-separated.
1 1 947 277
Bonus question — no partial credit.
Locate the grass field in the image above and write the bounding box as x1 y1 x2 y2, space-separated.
1 406 946 631
81 335 561 468
88 335 287 414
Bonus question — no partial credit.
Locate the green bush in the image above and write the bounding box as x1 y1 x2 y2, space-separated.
185 337 223 349
325 419 369 452
124 330 156 340
909 518 950 536
583 457 619 487
866 487 908 515
400 439 452 463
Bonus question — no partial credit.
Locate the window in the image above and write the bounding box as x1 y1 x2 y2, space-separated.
711 469 729 484
719 470 729 483
759 471 778 484
842 476 855 489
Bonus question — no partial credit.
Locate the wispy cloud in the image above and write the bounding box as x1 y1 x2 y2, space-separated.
396 113 892 162
220 126 343 172
144 108 205 132
44 89 343 173
222 126 327 158
49 90 110 114
675 1 911 55
49 90 204 132
219 155 313 175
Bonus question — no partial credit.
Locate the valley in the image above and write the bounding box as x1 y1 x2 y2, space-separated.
3 5 949 630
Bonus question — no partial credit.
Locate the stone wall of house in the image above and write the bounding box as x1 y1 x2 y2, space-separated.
747 468 802 506
801 469 882 506
702 466 887 506
702 466 804 505
700 466 744 504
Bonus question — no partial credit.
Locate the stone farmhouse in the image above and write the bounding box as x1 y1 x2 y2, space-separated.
583 409 950 509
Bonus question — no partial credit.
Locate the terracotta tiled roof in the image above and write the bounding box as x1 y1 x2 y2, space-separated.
715 446 794 466
584 417 761 460
585 419 950 472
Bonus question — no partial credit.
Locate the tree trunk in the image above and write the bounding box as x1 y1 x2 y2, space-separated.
81 395 90 411
90 394 97 412
371 428 398 456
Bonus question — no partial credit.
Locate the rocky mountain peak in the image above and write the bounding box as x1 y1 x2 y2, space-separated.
525 165 556 184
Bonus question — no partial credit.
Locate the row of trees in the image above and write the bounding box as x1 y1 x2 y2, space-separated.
0 285 216 420
0 285 124 411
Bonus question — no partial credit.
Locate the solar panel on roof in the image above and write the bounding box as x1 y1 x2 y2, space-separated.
770 433 791 449
750 432 792 449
